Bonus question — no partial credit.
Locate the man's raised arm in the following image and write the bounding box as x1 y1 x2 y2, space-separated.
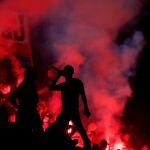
49 71 63 91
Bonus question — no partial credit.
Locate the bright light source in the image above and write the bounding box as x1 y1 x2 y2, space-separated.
66 120 76 136
1 85 11 95
67 127 73 134
114 141 125 150
69 120 73 125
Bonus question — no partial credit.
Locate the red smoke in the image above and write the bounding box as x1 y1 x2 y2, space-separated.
45 0 145 147
1 0 58 20
0 0 56 88
0 0 146 149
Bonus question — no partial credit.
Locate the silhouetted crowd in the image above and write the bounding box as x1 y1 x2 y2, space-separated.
0 65 108 150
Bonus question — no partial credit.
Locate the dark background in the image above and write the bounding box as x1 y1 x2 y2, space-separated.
116 1 150 149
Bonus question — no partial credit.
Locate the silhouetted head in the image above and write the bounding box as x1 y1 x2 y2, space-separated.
63 65 74 79
99 139 108 150
24 66 37 81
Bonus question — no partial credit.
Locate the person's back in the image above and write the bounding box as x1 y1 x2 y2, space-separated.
16 80 38 110
12 67 38 109
61 78 83 117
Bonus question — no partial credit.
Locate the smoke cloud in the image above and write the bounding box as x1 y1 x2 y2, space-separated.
0 0 145 146
43 0 145 144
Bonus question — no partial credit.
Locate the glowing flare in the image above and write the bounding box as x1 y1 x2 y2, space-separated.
69 120 73 126
114 141 125 150
0 85 11 95
67 128 73 134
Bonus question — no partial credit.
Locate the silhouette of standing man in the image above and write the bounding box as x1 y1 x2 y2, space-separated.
9 66 43 145
49 65 91 150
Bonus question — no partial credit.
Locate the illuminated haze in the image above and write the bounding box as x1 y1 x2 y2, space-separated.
0 0 145 144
